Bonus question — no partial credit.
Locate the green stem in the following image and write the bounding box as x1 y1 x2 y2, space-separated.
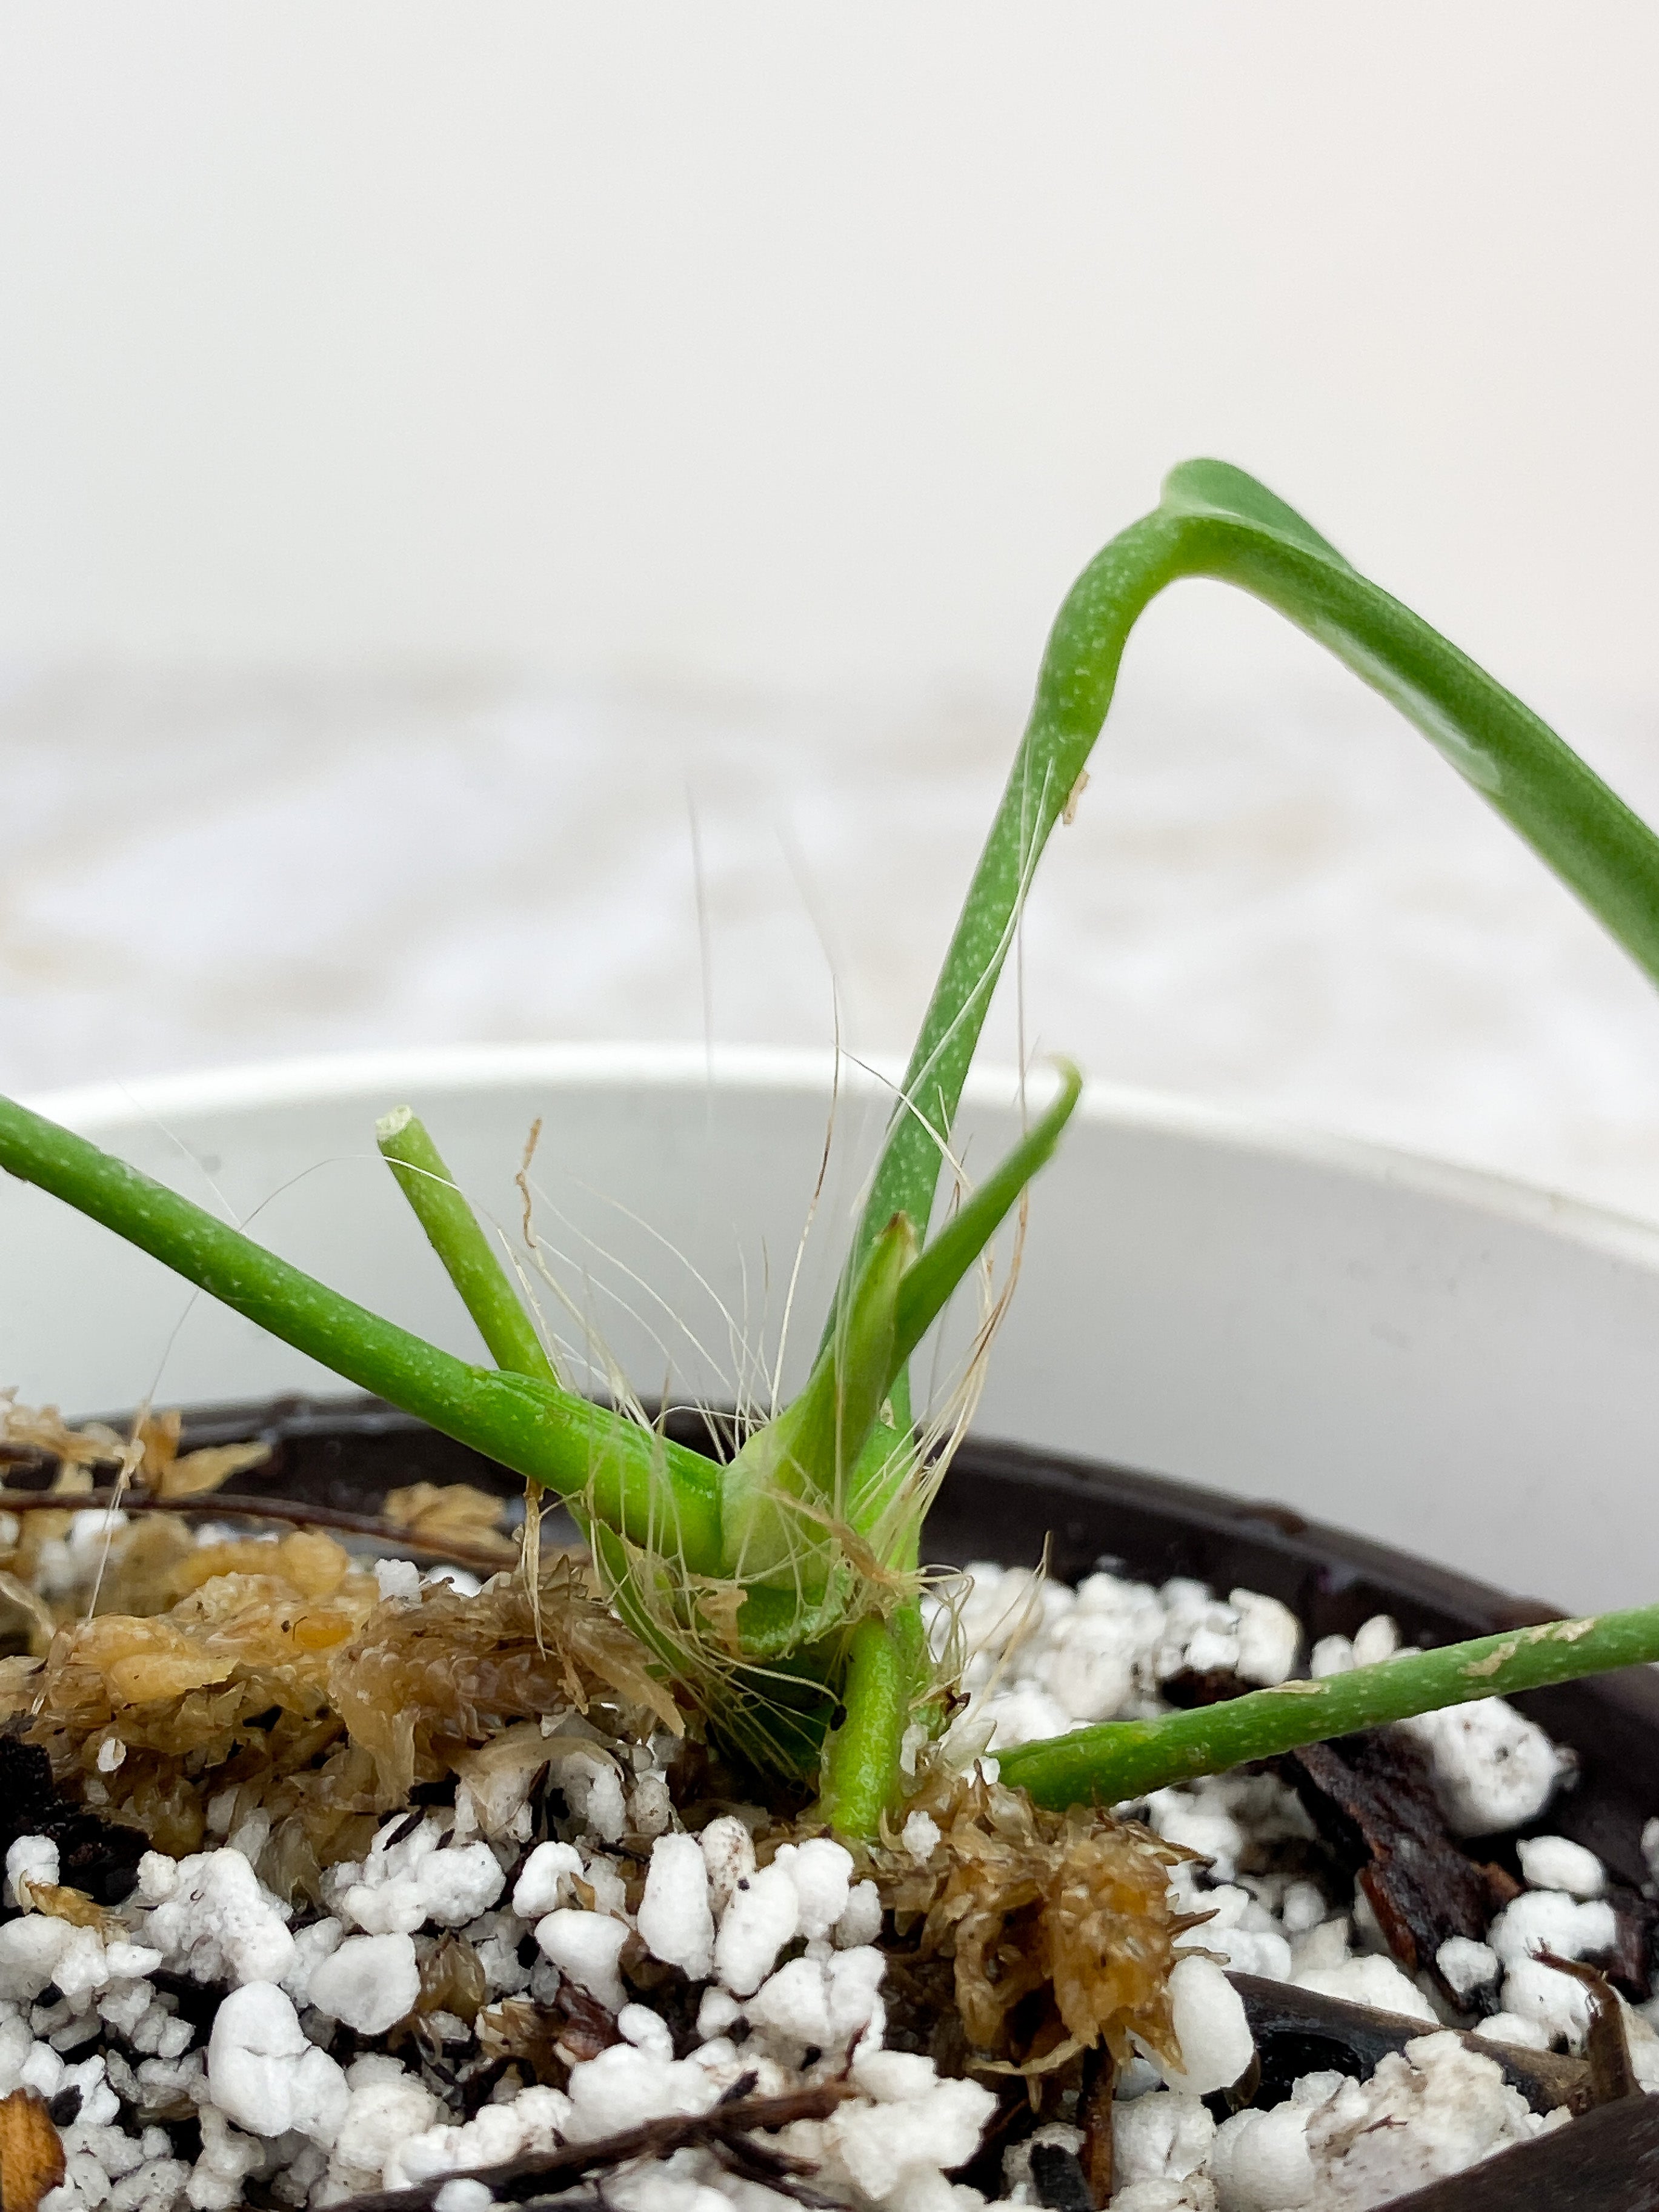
0 1091 725 1571
846 459 1659 1309
998 1604 1659 1809
375 1108 559 1386
815 1604 924 1837
885 1059 1080 1389
827 460 1659 1816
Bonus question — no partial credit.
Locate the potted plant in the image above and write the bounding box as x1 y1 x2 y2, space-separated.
1 461 1658 2211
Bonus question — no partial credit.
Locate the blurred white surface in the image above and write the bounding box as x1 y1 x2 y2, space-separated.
2 6 1658 1221
4 658 1658 1222
0 4 1656 708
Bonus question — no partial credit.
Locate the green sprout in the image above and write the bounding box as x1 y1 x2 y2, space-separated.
3 459 1659 1839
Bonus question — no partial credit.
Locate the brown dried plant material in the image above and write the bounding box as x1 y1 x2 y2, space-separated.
90 1518 198 1620
450 1721 562 1840
406 1935 490 2029
0 1441 97 1616
0 1540 385 1868
147 1441 271 1503
0 2087 65 2212
382 1483 518 1568
120 1406 270 1500
475 1996 573 2086
0 1398 267 1500
7 1546 377 1740
866 1769 1196 2069
0 1518 680 1888
13 1879 117 1932
0 1404 687 1887
0 1395 121 1471
1534 1952 1641 2107
330 1556 682 1798
0 1573 54 1657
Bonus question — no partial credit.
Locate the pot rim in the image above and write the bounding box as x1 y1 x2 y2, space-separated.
28 1040 1659 1274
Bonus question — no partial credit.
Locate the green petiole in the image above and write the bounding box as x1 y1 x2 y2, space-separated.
375 1107 560 1387
0 1089 725 1573
814 1606 925 1837
845 460 1659 1370
999 1604 1659 1809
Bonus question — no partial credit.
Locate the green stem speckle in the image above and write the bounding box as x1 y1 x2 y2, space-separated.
815 1604 925 1838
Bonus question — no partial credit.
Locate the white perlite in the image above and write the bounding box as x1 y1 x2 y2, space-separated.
326 2057 441 2198
936 1562 1305 1758
307 1932 422 2036
1157 1958 1255 2097
1397 1698 1572 1836
206 1982 348 2144
6 1834 59 1905
536 1907 631 2011
1516 1833 1605 1898
712 1862 799 1998
142 1848 295 1987
333 1815 505 1934
745 1946 885 2056
697 1815 756 1917
636 1832 716 1980
5 1518 1610 2212
511 1839 584 1921
1435 1936 1500 2003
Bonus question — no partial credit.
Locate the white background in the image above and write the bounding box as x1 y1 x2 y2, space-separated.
4 4 1659 1215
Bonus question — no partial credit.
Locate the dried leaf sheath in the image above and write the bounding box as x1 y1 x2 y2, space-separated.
330 1557 682 1798
865 1769 1199 2067
0 1496 683 1873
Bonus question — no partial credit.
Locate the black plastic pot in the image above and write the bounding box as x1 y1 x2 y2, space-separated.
139 1395 1659 2208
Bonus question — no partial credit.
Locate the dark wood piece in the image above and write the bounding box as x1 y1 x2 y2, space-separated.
1228 1974 1594 2117
1279 1733 1498 2003
328 2074 854 2212
1378 2092 1659 2211
1075 2041 1115 2205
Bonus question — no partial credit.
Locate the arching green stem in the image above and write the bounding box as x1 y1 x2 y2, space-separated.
999 1603 1659 1809
817 463 1659 1832
845 459 1659 1324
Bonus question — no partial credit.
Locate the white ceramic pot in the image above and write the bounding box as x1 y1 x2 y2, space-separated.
4 1045 1658 1618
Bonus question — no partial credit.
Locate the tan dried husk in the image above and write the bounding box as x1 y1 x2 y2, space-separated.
863 1765 1202 2070
0 1401 270 1640
382 1481 519 1569
2 1401 1200 2083
330 1555 681 1798
15 1878 118 1931
0 1509 683 1887
0 2084 67 2212
0 1395 268 1498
